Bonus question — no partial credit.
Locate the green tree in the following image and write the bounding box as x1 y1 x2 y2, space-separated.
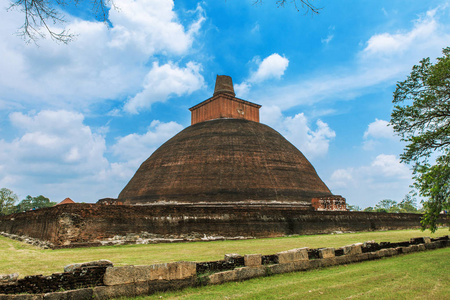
390 47 450 232
31 195 56 208
363 207 374 212
0 188 18 215
397 194 419 213
16 195 33 212
346 204 361 211
17 195 56 211
375 199 398 213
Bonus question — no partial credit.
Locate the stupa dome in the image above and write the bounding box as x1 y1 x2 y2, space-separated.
118 118 333 205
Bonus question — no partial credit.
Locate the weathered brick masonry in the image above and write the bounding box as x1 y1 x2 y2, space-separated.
1 204 447 247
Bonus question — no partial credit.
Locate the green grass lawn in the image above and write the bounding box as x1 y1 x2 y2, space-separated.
137 247 450 300
0 228 448 277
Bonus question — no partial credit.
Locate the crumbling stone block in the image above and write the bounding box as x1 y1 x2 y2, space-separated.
147 262 196 281
208 266 266 285
208 269 237 285
0 295 43 300
267 262 296 275
341 243 362 256
93 284 136 300
224 253 241 262
63 260 113 273
134 281 150 296
319 257 338 267
234 266 266 281
0 273 19 284
103 262 196 286
377 248 396 257
244 254 262 267
43 288 93 300
318 248 335 259
277 248 308 264
103 266 135 286
424 241 441 250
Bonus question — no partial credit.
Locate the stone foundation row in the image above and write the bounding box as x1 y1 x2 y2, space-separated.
0 235 448 299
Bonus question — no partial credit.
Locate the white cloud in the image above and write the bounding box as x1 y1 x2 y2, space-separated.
363 119 397 150
234 53 289 98
0 109 184 202
250 7 450 110
0 0 205 110
112 120 184 162
261 106 335 159
0 110 110 201
363 8 438 57
321 34 334 44
234 82 251 98
330 168 354 188
123 61 204 113
249 53 289 83
371 154 410 178
6 110 107 174
328 154 412 207
363 119 394 139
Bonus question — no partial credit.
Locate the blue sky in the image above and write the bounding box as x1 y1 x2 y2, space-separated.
0 0 449 207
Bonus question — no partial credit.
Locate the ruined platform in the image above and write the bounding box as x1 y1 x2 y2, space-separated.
1 203 444 248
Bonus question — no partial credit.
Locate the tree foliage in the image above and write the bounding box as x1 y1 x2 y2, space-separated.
9 0 321 43
16 195 56 212
346 204 361 211
361 197 420 213
0 188 18 215
390 47 450 232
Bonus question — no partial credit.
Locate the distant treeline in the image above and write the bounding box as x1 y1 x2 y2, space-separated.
0 188 56 215
347 196 424 213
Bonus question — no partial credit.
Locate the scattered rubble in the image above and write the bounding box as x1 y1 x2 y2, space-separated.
0 232 54 249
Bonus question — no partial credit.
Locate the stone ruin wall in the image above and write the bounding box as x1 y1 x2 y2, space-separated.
0 203 446 248
0 235 449 299
311 196 348 211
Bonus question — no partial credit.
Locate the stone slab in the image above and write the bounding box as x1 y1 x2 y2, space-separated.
318 248 335 259
208 270 237 285
63 260 113 273
208 266 266 285
244 254 262 267
224 254 241 262
341 244 362 256
103 265 135 286
43 288 93 300
234 266 266 281
103 261 196 286
0 295 43 300
93 284 136 300
277 248 308 264
0 273 19 285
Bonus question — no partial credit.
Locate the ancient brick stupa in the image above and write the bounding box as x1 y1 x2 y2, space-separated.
119 75 340 209
5 76 429 247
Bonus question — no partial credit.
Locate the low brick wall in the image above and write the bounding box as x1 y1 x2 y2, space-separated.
0 235 448 299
